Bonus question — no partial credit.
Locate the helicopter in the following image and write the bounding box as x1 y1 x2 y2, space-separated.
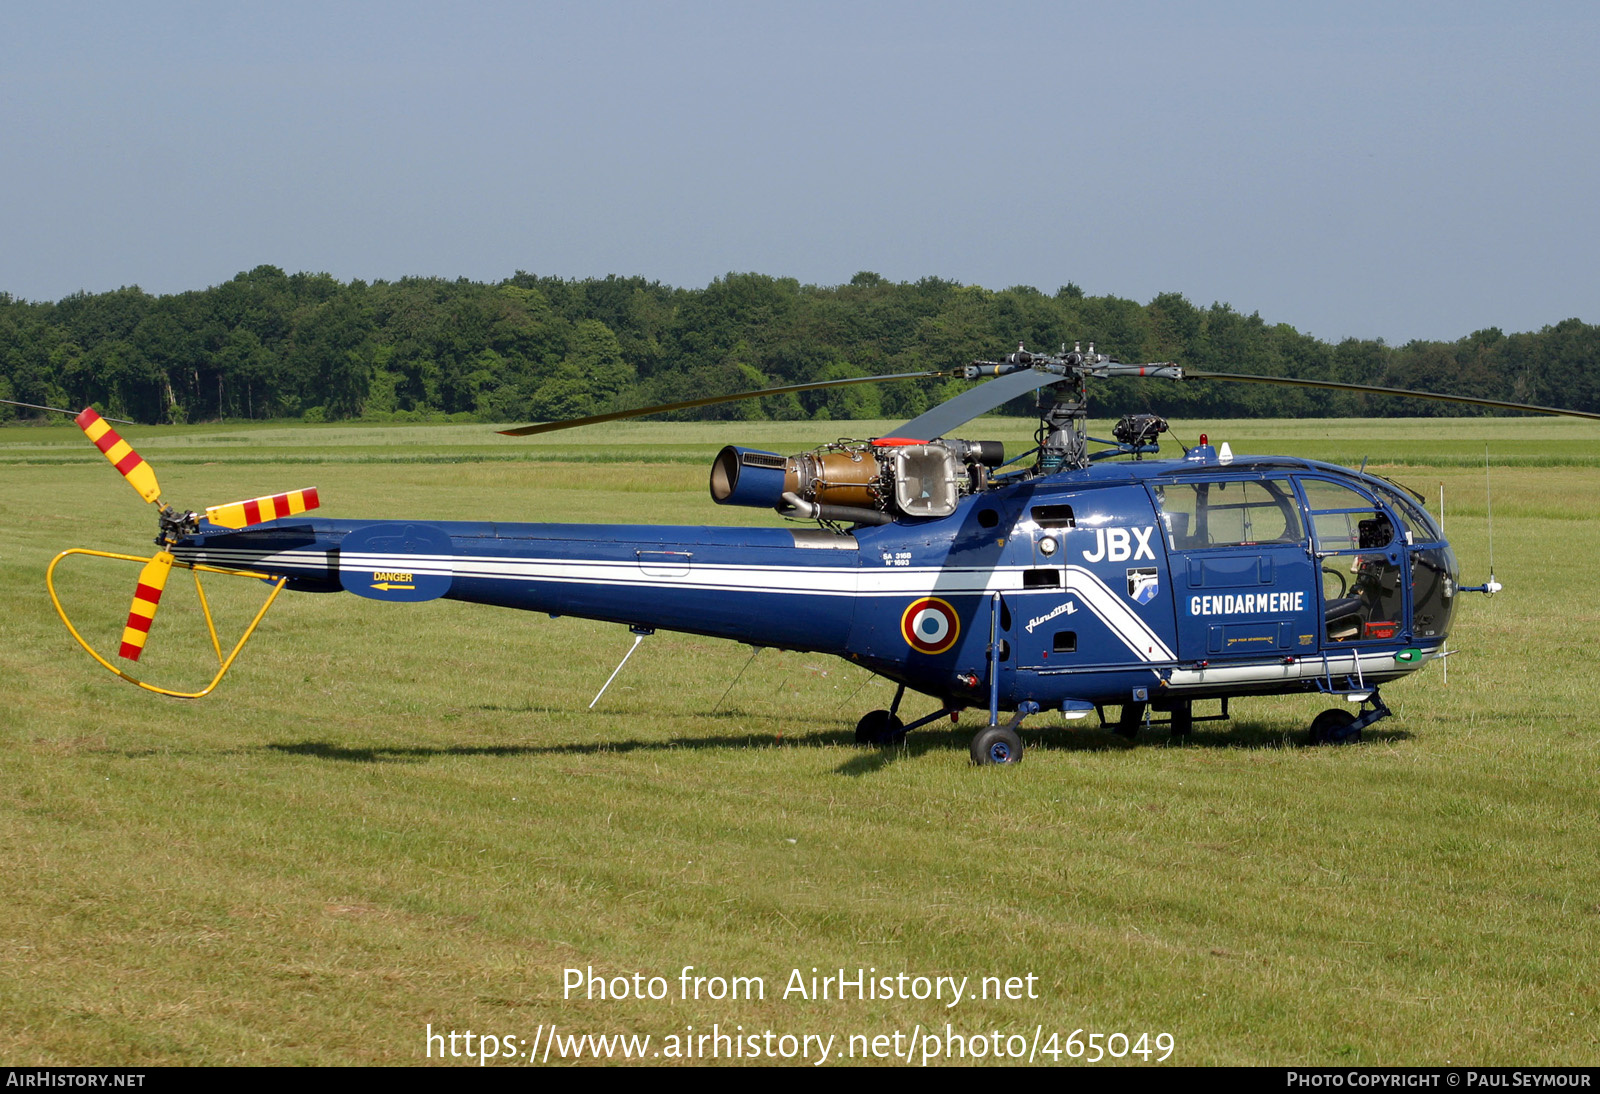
35 345 1600 764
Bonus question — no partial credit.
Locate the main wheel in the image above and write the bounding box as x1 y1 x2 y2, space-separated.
854 709 905 745
1169 700 1193 737
1115 701 1146 739
1308 708 1360 745
969 725 1023 765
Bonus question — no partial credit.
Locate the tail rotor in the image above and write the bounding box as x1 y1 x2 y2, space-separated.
67 407 321 667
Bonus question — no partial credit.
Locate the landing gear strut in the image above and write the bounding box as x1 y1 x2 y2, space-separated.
855 683 962 747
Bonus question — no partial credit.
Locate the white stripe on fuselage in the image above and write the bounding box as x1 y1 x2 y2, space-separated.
174 547 1035 597
179 547 1163 603
176 546 1184 665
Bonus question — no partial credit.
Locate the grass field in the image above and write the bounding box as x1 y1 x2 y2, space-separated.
2 415 1597 1066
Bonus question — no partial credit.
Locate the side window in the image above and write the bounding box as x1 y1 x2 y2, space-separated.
1030 505 1075 528
1153 479 1303 549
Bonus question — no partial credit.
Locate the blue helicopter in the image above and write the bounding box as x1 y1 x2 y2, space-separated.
43 346 1597 763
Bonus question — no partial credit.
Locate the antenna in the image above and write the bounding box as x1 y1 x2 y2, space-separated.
1459 447 1502 596
1484 445 1498 594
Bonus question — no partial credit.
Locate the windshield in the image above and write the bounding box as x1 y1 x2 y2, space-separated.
1300 479 1393 552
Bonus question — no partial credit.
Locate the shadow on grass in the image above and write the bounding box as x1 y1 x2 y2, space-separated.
266 732 856 764
834 721 1410 775
266 719 1411 772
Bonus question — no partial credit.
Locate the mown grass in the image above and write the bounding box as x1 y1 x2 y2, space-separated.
3 415 1597 467
1 417 1597 1066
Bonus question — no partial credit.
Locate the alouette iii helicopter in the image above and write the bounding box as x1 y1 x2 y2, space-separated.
35 345 1600 763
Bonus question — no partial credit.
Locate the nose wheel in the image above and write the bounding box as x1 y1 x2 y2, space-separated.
1308 708 1360 745
1307 690 1392 745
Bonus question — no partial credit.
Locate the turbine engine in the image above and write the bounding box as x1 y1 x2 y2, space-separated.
709 439 1004 524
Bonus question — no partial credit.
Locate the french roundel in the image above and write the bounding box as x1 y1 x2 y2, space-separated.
901 597 961 655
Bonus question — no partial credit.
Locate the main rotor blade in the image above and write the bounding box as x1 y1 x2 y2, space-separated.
497 369 955 437
885 368 1069 442
119 551 174 662
76 408 162 503
2 398 135 424
1186 370 1600 421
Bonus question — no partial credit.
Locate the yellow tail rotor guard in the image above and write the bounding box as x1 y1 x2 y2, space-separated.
47 548 288 699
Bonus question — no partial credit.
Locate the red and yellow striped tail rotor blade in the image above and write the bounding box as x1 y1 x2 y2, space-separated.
118 551 174 662
75 408 161 504
204 487 320 530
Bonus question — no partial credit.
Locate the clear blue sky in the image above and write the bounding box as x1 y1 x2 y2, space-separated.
2 1 1595 344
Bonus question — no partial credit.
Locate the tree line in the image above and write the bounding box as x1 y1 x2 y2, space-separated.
1 266 1595 426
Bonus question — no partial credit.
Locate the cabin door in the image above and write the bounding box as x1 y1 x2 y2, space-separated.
1154 477 1321 661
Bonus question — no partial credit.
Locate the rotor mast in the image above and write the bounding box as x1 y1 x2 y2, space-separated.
961 343 1183 473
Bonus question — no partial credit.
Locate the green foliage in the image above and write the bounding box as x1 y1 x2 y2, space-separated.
809 360 881 420
1 271 1595 427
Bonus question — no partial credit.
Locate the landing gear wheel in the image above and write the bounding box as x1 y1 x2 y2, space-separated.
854 709 905 745
1309 708 1360 745
1169 701 1193 738
1115 702 1146 740
970 725 1023 765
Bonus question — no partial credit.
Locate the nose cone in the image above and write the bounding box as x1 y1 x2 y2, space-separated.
1410 544 1460 643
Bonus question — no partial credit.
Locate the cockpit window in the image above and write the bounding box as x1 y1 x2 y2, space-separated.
1153 479 1304 549
1300 479 1393 551
1372 484 1443 542
1300 479 1374 513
